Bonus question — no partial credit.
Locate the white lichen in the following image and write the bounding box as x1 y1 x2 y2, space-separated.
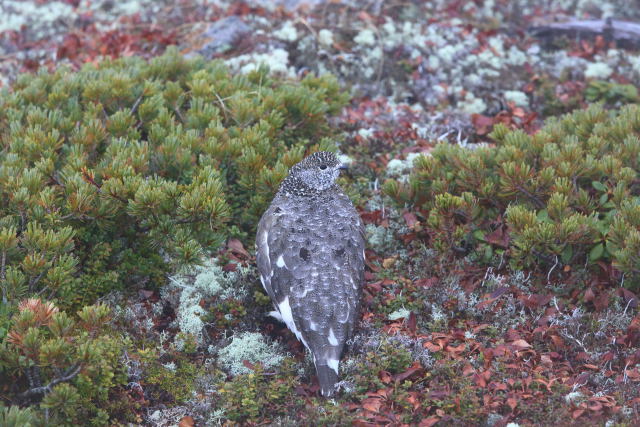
584 62 613 79
388 308 411 321
318 29 334 47
225 48 295 78
357 128 375 139
385 152 421 178
162 362 177 372
168 259 248 344
365 224 396 253
504 90 529 107
564 391 585 403
459 92 487 114
217 332 286 376
337 154 353 166
354 29 376 46
274 21 298 42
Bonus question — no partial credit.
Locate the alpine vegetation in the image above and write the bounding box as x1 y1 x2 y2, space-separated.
256 151 365 397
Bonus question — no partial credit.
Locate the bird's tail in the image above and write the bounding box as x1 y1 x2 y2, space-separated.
316 363 339 397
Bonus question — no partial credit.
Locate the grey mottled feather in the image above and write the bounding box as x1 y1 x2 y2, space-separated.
256 152 365 397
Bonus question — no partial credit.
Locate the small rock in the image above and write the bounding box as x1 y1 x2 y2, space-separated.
188 16 251 59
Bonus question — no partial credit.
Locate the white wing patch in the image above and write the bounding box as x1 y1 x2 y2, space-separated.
260 231 270 263
327 358 339 375
328 328 338 346
277 296 309 350
268 310 283 322
276 255 287 268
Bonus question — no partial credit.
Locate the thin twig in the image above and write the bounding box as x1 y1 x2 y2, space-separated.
516 185 545 209
19 364 82 399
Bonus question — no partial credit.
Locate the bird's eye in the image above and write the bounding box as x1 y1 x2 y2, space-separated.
319 164 327 170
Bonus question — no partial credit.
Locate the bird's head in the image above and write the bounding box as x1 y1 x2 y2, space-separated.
286 151 347 194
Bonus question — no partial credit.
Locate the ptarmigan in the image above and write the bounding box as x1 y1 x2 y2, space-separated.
256 151 365 397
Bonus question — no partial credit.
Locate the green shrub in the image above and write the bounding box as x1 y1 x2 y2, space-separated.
585 80 639 105
0 405 38 427
138 348 201 404
216 359 300 423
0 299 133 425
384 104 640 286
0 47 348 309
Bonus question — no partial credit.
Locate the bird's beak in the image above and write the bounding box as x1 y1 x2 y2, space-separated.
338 163 349 171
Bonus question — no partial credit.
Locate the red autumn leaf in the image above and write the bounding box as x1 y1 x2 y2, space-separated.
617 288 638 309
419 417 440 427
593 290 610 311
446 343 466 354
473 370 491 388
506 396 517 411
484 226 509 248
490 286 510 299
424 341 441 352
399 232 416 245
366 281 382 293
178 416 194 427
584 288 595 302
402 211 419 228
572 409 586 419
357 11 373 22
550 334 566 350
471 113 494 135
570 372 590 386
510 339 531 350
407 312 417 333
625 368 640 380
407 392 421 410
462 363 475 376
587 400 603 411
492 382 508 392
361 398 382 413
364 271 376 281
227 238 250 259
222 263 237 272
360 210 382 224
476 297 496 310
242 360 257 371
511 107 526 118
394 361 422 382
415 277 438 288
379 370 392 384
57 33 83 60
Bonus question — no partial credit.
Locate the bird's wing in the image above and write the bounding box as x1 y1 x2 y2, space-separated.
338 193 366 338
256 199 310 345
255 203 280 303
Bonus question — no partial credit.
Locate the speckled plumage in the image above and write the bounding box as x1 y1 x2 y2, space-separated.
256 151 365 397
